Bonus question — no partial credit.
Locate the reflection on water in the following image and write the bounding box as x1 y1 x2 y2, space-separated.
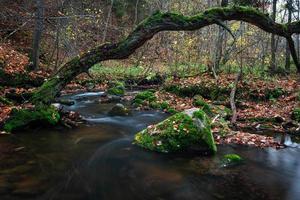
0 92 300 200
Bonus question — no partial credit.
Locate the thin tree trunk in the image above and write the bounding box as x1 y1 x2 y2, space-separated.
270 0 277 73
134 0 140 25
30 0 44 71
230 67 242 124
102 0 114 43
287 36 300 73
285 0 293 73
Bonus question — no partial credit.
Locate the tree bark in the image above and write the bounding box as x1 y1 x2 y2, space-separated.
31 6 300 105
285 0 293 73
30 0 44 71
287 36 300 73
270 0 277 73
230 68 242 124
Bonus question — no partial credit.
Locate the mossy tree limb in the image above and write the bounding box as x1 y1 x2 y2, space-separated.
32 5 300 105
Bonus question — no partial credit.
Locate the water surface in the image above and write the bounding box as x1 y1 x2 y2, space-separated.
0 92 299 200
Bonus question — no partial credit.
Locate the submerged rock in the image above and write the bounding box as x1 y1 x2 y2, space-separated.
134 108 217 154
56 99 75 106
221 154 243 167
108 103 131 116
99 95 122 104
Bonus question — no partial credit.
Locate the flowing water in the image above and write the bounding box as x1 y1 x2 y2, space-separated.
0 92 300 200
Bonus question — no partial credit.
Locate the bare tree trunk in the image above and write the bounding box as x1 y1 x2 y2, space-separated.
212 0 225 76
134 0 140 25
213 26 224 73
270 0 277 73
287 36 300 73
230 68 242 124
297 0 300 59
102 0 114 43
285 0 293 73
30 0 44 71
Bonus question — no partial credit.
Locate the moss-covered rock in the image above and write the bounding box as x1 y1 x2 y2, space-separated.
193 96 231 119
164 84 229 101
3 106 60 132
133 90 156 106
159 101 169 110
221 154 243 167
107 81 125 96
134 108 217 154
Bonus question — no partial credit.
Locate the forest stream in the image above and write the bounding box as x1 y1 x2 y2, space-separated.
0 91 300 200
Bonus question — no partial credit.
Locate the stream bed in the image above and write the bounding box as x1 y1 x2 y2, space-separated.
0 92 300 200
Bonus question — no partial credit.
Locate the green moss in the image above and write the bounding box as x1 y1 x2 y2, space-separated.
247 117 277 123
224 154 242 161
164 84 229 100
149 102 160 109
160 101 169 110
194 99 206 107
292 108 300 122
133 98 144 106
134 110 216 154
107 81 125 96
193 97 213 116
222 154 243 166
202 104 213 116
107 87 125 96
167 108 177 114
266 87 285 100
3 106 60 132
162 12 190 26
31 77 61 105
133 90 157 106
135 90 156 101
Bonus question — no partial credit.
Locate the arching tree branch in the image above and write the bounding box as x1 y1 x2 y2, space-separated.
31 6 300 105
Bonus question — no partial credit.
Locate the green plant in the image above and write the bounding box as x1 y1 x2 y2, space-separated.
193 99 206 107
160 101 169 109
292 108 300 122
107 81 125 96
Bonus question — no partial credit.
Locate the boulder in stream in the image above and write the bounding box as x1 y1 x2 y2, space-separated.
134 108 217 154
108 103 131 116
99 95 122 104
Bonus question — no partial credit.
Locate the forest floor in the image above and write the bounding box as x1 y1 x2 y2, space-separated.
0 43 299 149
